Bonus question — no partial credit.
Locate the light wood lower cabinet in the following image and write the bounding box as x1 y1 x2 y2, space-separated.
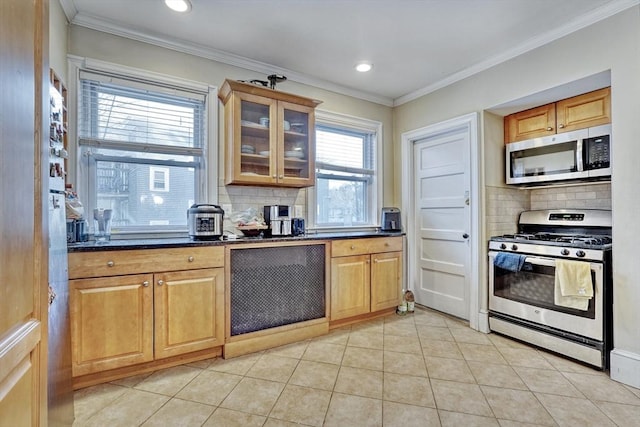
330 237 403 321
154 268 225 359
68 247 224 378
70 274 154 377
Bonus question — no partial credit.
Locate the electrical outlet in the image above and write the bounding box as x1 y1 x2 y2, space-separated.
222 204 232 215
294 205 303 217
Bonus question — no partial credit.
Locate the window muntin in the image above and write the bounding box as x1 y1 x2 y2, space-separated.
78 71 207 234
313 117 380 229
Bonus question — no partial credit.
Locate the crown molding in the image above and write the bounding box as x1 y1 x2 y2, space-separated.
58 0 78 22
393 0 640 106
69 13 394 107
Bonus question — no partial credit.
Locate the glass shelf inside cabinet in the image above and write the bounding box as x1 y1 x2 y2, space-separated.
283 108 309 179
240 100 271 177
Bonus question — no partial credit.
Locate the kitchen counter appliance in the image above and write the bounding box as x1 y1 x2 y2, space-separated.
264 205 292 237
488 209 612 369
506 124 611 185
381 207 402 231
187 204 224 240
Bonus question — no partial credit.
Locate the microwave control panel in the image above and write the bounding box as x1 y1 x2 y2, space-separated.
585 135 610 169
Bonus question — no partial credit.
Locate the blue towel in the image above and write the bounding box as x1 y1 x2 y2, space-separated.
494 252 527 272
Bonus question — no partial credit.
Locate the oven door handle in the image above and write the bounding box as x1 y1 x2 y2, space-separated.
522 256 602 273
523 256 557 267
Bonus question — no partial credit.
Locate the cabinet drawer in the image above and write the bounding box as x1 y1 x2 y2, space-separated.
69 246 225 279
332 237 403 257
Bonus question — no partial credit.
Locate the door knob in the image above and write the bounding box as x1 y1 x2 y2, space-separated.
463 233 469 239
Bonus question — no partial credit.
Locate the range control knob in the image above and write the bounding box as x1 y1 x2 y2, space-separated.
561 249 570 256
511 244 518 251
576 250 586 258
500 243 507 250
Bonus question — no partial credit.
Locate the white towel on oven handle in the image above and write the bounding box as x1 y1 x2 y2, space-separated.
554 259 593 311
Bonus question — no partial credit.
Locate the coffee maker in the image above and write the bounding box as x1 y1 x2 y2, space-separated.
264 205 292 237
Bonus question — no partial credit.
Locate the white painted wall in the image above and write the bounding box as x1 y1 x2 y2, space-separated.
66 25 395 209
49 0 68 83
394 6 640 387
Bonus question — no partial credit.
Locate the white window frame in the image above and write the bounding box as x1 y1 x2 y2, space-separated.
67 56 218 238
149 166 170 192
308 110 383 231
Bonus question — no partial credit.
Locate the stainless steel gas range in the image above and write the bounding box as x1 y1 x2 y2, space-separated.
488 209 613 369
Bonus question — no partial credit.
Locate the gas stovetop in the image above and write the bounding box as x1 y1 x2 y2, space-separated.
491 233 612 249
489 209 612 261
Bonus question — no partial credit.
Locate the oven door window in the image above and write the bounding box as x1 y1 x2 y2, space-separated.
493 262 595 319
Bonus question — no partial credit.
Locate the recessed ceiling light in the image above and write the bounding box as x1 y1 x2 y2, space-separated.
355 62 373 73
165 0 192 13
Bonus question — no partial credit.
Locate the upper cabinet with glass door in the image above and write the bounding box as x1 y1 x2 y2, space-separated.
219 79 322 187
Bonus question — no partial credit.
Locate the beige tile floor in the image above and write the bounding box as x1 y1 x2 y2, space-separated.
73 307 640 427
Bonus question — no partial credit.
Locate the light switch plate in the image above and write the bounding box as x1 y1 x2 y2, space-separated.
294 205 303 217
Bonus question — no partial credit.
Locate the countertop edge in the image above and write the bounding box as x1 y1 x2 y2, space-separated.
67 231 406 252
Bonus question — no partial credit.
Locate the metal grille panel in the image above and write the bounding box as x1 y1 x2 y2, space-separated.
230 244 326 336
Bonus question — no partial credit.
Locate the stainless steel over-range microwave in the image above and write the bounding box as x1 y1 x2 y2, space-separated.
506 124 611 185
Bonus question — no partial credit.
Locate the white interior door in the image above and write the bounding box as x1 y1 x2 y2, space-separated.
413 128 471 319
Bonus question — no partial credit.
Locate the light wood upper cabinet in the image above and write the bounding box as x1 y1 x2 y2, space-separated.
504 103 556 143
330 237 403 321
504 87 611 143
555 87 611 133
219 79 322 188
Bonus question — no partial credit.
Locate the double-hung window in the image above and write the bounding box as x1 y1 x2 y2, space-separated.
77 68 211 235
311 111 382 229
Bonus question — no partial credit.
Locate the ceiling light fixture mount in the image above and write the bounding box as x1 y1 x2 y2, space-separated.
355 62 372 73
165 0 192 13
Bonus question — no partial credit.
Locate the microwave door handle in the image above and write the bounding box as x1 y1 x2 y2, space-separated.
576 139 584 172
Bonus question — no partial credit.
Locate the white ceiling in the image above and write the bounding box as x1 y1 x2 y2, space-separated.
60 0 638 106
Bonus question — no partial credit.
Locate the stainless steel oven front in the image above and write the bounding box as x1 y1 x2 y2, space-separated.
489 251 603 340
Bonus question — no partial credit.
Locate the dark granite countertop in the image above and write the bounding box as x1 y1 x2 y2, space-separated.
67 230 405 252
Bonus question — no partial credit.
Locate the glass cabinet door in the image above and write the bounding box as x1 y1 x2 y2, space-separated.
236 95 276 182
279 101 315 185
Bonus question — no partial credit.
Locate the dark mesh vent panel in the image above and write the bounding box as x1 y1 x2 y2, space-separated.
230 244 326 336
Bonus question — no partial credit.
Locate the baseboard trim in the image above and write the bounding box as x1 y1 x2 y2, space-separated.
610 348 640 389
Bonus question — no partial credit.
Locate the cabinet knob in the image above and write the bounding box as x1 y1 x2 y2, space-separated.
385 242 390 246
157 280 164 286
273 175 277 178
279 175 284 179
350 245 355 250
188 256 194 262
373 258 378 263
107 261 115 267
546 127 553 131
558 123 565 129
142 281 149 287
366 259 370 264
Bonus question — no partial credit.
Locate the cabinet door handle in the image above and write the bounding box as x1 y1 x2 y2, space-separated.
558 123 565 129
546 126 553 131
373 259 378 263
279 175 284 179
107 261 115 267
157 280 164 286
366 259 370 264
188 256 194 262
351 245 355 250
142 281 149 287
